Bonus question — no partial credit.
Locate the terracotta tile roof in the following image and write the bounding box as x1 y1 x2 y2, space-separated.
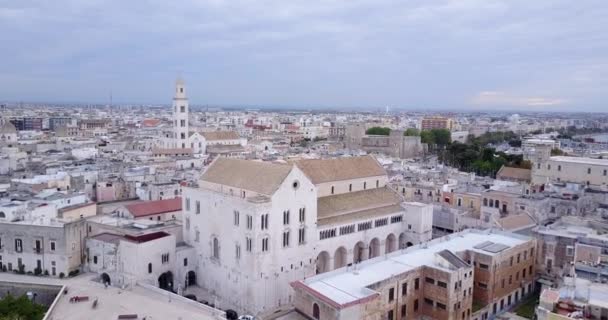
296 156 386 184
498 214 536 231
318 204 403 226
125 197 182 218
201 131 240 141
317 187 401 220
142 119 161 127
90 233 123 244
201 158 292 195
496 166 531 182
206 144 246 154
152 148 193 155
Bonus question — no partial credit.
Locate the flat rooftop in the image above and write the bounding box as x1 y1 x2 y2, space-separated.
295 229 530 307
0 273 219 320
550 156 608 166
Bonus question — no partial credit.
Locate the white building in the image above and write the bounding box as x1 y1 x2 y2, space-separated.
86 231 183 290
189 130 246 155
522 138 560 160
182 155 434 315
71 147 98 160
0 120 18 147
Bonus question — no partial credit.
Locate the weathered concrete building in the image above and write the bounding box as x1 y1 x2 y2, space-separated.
291 229 537 320
345 124 424 159
0 201 95 277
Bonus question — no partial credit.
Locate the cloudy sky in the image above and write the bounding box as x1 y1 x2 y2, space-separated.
1 0 607 111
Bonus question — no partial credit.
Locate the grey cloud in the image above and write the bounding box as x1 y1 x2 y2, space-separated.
0 0 607 111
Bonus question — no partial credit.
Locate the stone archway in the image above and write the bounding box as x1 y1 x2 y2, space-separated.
101 273 111 285
334 247 348 269
353 241 366 263
313 303 320 319
187 270 196 286
158 271 174 292
316 251 331 274
369 238 381 258
399 233 407 249
385 233 397 253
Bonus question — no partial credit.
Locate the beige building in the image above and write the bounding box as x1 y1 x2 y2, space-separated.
291 229 537 320
531 156 608 187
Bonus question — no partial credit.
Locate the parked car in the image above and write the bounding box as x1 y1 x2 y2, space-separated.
238 316 256 320
225 309 238 320
184 294 197 301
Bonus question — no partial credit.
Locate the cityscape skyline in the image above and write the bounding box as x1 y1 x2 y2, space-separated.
1 0 607 111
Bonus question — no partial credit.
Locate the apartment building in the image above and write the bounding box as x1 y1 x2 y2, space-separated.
536 277 608 320
291 229 537 320
421 117 454 131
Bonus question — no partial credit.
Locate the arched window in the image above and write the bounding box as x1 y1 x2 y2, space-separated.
495 200 500 208
313 303 320 320
489 199 494 207
148 263 152 274
483 198 488 206
213 238 220 259
0 211 5 218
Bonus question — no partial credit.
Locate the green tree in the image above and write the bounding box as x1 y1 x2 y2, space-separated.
404 128 419 136
551 148 564 156
420 130 435 145
431 129 452 146
365 127 391 136
0 294 46 320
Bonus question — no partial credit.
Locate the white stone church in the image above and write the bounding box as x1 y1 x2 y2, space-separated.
182 155 433 314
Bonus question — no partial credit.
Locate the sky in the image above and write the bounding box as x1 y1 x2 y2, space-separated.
0 0 607 111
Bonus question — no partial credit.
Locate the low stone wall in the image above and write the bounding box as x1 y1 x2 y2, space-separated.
0 281 63 307
137 282 227 319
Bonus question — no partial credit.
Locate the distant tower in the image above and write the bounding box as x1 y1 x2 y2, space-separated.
173 78 189 149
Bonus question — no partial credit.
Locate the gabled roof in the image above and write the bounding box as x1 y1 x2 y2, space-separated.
317 187 401 220
496 166 531 182
296 156 386 184
125 197 181 218
201 158 292 195
201 131 240 141
0 121 17 134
